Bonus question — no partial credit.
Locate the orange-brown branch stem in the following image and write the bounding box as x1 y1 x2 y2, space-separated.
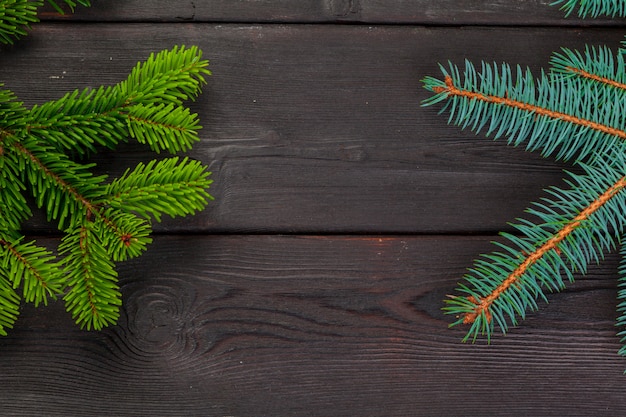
0 239 49 290
461 175 626 324
78 226 99 317
565 66 626 91
432 75 626 139
12 142 129 245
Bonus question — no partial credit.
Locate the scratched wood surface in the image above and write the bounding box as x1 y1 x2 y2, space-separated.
1 2 626 416
40 0 623 25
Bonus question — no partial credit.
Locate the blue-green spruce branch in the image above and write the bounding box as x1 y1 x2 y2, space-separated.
422 0 626 362
0 37 212 331
552 0 626 17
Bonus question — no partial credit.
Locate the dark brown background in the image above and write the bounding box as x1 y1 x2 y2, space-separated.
1 1 625 415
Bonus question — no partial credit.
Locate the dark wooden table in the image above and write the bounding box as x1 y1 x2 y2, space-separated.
1 1 626 415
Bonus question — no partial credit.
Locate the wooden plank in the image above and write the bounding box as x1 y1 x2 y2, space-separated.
2 235 625 416
38 0 620 25
2 24 624 233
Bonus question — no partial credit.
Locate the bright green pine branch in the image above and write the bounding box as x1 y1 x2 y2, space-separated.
444 159 626 342
551 0 626 18
126 104 202 153
11 137 106 230
0 0 39 44
0 237 64 306
0 155 31 233
26 46 210 156
0 0 90 44
0 236 64 334
102 156 213 223
0 46 213 333
46 0 89 13
0 268 20 336
93 208 152 262
26 86 129 155
118 45 211 105
0 87 28 132
60 222 121 331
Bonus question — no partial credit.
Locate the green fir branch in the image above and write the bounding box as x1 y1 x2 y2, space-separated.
118 45 211 106
102 156 213 222
46 0 90 13
0 271 20 336
12 137 105 230
25 46 210 156
0 156 31 233
0 237 64 306
93 208 152 262
126 104 202 153
0 0 91 45
0 45 213 333
26 86 129 155
60 222 121 331
0 236 64 335
0 0 40 44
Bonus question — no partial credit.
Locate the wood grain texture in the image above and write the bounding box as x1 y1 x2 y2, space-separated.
3 1 626 415
2 235 625 417
2 24 625 233
37 0 621 25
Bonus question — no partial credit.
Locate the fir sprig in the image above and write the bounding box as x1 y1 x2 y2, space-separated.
0 45 213 333
422 57 626 164
423 4 626 364
0 0 90 44
102 157 211 223
442 158 626 341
